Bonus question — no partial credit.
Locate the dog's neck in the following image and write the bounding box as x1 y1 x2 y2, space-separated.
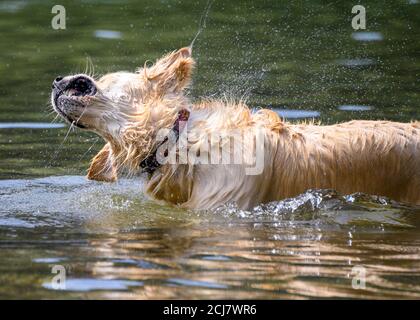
103 96 192 174
139 108 190 174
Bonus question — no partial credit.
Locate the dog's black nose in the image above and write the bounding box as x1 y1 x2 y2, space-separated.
52 76 64 89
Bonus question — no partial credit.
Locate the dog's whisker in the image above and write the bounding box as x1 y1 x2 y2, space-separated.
47 121 75 167
51 114 60 123
79 137 100 162
74 106 88 127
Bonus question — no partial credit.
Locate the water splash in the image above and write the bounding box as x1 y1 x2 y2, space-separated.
0 176 418 231
214 189 418 229
189 0 215 49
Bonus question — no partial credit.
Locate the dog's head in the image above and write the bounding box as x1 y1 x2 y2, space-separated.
51 47 194 181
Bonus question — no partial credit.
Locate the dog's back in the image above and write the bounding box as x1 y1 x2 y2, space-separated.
267 120 420 205
147 105 420 209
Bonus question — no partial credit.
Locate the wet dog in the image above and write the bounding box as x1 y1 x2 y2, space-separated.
51 47 420 209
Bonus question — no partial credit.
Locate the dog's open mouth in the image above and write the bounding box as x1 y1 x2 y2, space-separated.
64 77 96 97
52 76 97 128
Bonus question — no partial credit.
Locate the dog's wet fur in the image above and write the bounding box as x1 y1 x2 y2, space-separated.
51 47 420 209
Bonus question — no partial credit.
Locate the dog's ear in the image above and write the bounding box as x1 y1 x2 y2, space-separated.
146 47 194 93
87 143 117 182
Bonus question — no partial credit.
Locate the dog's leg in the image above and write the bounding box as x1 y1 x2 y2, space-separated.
87 143 117 182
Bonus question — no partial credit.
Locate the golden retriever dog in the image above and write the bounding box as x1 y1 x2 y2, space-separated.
51 47 420 209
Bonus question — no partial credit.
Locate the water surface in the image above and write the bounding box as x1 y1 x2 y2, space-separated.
0 0 419 299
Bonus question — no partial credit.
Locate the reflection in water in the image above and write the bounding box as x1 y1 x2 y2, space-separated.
272 109 321 119
0 177 419 299
0 1 26 13
93 30 123 40
0 123 66 129
336 58 376 68
43 279 143 292
338 105 373 112
351 32 384 42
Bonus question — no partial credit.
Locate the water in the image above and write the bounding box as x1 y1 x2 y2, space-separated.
273 108 321 119
337 105 373 112
1 176 419 299
0 122 65 129
94 30 123 40
351 32 384 42
0 0 419 299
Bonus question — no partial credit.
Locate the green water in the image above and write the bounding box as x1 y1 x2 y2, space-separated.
0 0 420 299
